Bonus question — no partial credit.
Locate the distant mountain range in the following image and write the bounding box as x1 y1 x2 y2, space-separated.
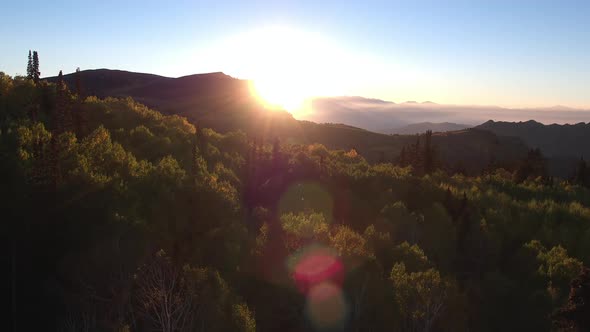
44 69 589 176
386 122 471 135
301 96 590 133
477 120 590 158
476 120 590 177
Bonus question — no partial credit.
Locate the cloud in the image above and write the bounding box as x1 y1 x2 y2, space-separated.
297 96 590 133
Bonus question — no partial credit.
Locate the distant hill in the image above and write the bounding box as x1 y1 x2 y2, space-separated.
302 96 590 132
477 120 590 158
386 122 470 135
45 69 529 174
46 69 271 132
477 120 590 177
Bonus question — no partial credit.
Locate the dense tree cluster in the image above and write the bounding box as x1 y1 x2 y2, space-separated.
2 66 589 331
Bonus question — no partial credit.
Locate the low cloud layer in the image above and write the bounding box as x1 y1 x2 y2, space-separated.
298 96 590 133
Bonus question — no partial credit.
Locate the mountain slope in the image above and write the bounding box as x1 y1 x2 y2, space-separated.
45 69 528 174
386 122 470 135
477 120 590 159
303 96 590 132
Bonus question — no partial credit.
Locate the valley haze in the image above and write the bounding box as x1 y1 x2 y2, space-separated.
302 96 590 133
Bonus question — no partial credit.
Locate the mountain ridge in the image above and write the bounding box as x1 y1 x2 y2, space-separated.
385 122 471 135
44 69 534 175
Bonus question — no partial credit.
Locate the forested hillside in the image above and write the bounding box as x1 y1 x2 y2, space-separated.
478 120 590 159
48 69 530 176
478 120 590 178
3 71 590 331
385 122 470 135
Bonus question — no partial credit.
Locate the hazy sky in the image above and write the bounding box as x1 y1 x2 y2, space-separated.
2 0 589 108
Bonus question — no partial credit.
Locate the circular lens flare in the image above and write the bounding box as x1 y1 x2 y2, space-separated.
291 246 344 294
306 281 348 330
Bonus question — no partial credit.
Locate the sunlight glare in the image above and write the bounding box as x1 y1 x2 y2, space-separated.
228 27 349 116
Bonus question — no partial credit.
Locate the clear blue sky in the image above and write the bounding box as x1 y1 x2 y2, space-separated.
1 0 589 107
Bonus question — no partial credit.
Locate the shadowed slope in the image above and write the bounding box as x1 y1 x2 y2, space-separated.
45 69 528 175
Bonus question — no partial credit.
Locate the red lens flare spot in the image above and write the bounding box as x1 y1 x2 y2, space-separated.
293 247 344 294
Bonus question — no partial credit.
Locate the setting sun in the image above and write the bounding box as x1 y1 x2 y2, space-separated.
221 27 349 116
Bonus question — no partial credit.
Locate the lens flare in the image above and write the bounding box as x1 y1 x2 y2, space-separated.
290 246 344 294
306 281 348 330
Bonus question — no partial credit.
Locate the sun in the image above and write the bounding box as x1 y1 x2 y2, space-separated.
251 79 307 112
224 27 347 116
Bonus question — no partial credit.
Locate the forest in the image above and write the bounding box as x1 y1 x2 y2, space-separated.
2 60 590 332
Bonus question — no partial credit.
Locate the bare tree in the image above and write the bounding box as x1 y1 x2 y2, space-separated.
59 306 96 332
135 250 194 332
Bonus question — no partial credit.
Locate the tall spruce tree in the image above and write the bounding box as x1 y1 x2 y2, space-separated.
74 67 82 96
272 137 281 172
553 267 590 331
26 50 33 79
32 51 40 83
574 157 588 187
423 130 434 174
54 70 66 133
73 67 86 136
399 146 407 166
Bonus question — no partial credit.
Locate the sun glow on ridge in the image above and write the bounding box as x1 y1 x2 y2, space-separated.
223 27 350 116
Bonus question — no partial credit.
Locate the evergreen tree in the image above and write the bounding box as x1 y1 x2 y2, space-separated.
413 136 422 172
514 148 546 183
26 50 33 79
47 70 69 189
73 68 86 136
54 70 68 133
378 151 386 164
423 130 434 174
32 51 40 83
74 67 82 97
574 157 588 187
553 267 590 331
272 137 281 172
399 146 407 166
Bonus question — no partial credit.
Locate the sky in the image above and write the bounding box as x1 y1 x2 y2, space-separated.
1 0 589 108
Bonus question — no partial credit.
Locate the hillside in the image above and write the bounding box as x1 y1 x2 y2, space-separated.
3 72 590 331
46 69 528 174
302 96 590 132
47 69 268 131
386 122 470 135
477 120 590 159
476 120 590 177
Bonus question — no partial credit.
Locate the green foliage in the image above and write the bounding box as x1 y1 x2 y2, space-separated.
232 303 256 332
2 72 590 331
390 262 455 332
329 225 372 259
280 211 329 252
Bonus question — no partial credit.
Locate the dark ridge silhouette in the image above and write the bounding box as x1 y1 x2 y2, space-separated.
45 69 528 174
477 120 590 177
386 122 470 135
304 96 590 134
477 120 590 158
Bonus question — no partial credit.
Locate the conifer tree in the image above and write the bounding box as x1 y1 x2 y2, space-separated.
423 130 434 174
574 157 588 187
399 147 407 166
272 137 281 171
413 136 422 171
72 68 86 136
553 267 590 331
48 70 68 189
54 70 68 133
26 51 33 79
32 51 40 83
74 67 82 97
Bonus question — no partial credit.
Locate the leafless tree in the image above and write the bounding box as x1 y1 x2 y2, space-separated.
59 307 96 332
135 250 194 332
